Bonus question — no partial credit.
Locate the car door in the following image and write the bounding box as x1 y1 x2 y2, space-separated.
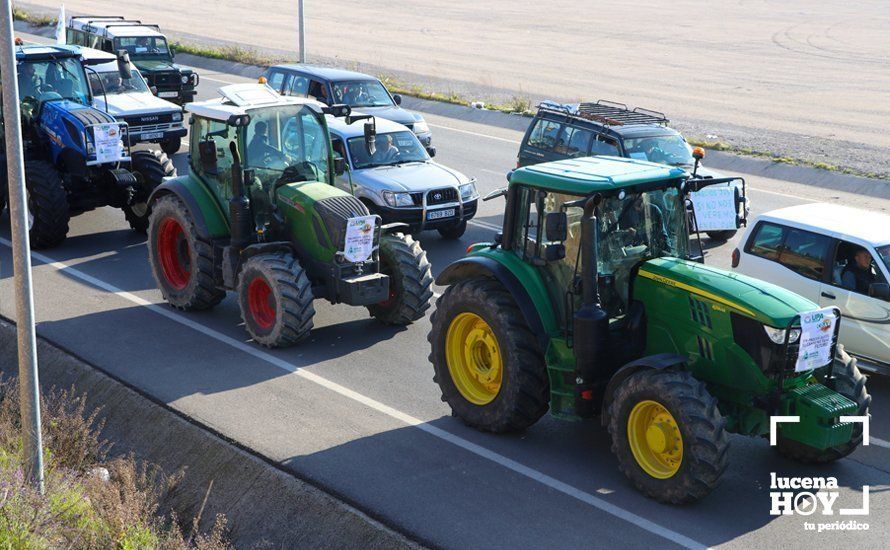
819 239 890 367
737 221 827 304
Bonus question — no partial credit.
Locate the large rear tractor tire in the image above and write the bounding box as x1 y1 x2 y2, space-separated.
125 150 176 233
367 232 433 325
237 252 315 348
608 369 729 504
148 195 224 310
775 346 870 463
428 278 548 433
25 160 69 249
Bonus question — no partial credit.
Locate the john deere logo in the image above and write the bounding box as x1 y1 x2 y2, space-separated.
433 192 442 200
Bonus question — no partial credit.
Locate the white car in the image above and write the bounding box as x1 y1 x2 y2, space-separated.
325 115 478 238
80 48 186 155
733 203 890 374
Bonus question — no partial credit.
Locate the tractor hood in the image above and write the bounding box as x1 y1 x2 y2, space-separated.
637 257 817 327
42 99 117 126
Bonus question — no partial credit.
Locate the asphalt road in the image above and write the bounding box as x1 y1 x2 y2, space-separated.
2 37 890 549
18 0 890 178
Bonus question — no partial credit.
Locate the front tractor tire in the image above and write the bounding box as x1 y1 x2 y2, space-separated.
236 253 315 348
429 278 548 433
775 346 870 463
367 232 433 325
125 150 176 233
608 369 729 504
25 160 70 249
148 195 225 310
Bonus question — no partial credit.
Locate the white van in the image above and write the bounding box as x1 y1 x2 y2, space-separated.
733 203 890 374
80 48 186 155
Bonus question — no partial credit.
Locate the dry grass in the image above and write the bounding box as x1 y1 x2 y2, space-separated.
0 376 231 549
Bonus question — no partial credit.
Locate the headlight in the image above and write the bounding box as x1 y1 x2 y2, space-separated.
412 120 430 134
763 325 801 345
459 181 477 201
383 191 414 207
172 111 183 122
181 75 189 84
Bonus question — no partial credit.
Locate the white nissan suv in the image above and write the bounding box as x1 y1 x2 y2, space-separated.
732 203 890 374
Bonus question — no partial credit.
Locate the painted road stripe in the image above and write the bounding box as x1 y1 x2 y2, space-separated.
1 237 706 549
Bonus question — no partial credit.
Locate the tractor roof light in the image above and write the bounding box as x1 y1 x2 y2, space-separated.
258 76 267 84
692 147 705 160
227 114 251 127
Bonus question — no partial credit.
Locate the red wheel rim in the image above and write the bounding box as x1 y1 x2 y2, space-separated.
247 277 276 329
157 218 190 290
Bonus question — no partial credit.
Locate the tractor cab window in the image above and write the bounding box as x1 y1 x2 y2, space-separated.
192 117 235 198
598 187 687 308
113 36 171 59
17 58 91 114
243 104 330 189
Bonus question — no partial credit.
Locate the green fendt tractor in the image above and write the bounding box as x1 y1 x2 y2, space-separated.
147 84 433 347
428 156 869 503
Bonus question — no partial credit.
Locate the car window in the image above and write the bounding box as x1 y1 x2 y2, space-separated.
590 135 620 156
777 228 831 281
831 240 888 294
556 126 592 157
747 222 785 261
308 79 328 102
289 75 309 96
266 71 285 92
527 119 561 151
331 137 347 161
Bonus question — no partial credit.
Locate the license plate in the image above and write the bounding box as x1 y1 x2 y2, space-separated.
428 209 455 221
158 91 178 98
141 132 164 140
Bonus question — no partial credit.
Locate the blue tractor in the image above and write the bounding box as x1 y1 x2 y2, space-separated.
0 45 175 248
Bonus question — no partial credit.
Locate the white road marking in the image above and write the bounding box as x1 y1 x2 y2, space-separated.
427 123 522 144
481 168 508 177
195 73 244 85
1 237 706 550
469 219 501 232
747 186 818 202
871 436 890 450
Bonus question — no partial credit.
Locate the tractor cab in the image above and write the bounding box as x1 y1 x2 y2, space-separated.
15 46 92 122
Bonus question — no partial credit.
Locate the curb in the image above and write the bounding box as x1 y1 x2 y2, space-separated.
0 317 421 549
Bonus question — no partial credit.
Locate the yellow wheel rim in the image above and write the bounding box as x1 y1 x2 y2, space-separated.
627 400 683 479
445 312 503 405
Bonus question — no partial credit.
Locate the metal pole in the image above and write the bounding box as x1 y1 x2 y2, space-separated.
298 0 305 63
0 0 44 493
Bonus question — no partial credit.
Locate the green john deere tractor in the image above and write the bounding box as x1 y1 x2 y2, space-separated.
428 155 870 503
146 84 433 347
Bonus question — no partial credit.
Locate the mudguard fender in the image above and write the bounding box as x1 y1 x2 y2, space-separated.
148 177 229 240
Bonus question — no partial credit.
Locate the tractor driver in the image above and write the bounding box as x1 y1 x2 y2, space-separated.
617 194 668 252
17 63 40 99
248 120 285 165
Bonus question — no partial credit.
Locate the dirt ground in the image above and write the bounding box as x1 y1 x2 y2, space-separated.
23 0 890 176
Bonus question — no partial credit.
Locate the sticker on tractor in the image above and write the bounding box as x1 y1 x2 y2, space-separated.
93 123 124 164
343 215 376 263
691 186 738 231
795 307 838 372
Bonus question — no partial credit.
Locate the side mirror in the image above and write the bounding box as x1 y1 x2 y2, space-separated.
364 119 377 155
198 141 218 175
392 93 402 106
869 283 890 301
544 211 568 242
543 243 566 262
333 155 347 176
116 51 132 79
425 146 436 158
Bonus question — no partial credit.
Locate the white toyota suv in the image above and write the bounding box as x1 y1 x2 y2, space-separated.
732 203 890 374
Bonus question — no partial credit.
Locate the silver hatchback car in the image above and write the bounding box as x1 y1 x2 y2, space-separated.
327 116 478 239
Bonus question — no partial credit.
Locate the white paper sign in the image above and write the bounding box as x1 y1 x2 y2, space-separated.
343 215 376 263
795 308 838 372
691 186 738 231
93 123 124 164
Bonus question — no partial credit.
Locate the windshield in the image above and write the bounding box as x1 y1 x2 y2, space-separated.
17 57 91 107
347 130 428 169
331 80 394 108
92 68 150 95
243 104 330 188
624 135 694 167
878 245 890 274
113 36 170 58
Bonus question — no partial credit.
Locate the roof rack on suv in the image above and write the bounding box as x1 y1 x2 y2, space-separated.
537 99 669 127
